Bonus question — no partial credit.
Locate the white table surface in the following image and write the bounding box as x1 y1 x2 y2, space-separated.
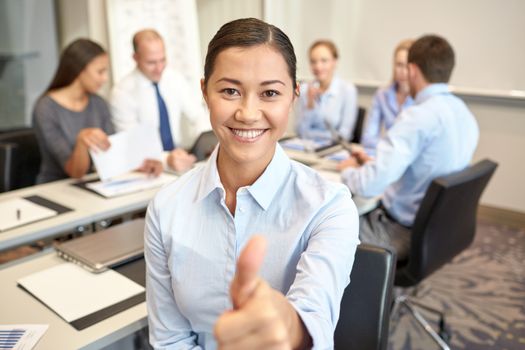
0 250 147 350
0 173 178 252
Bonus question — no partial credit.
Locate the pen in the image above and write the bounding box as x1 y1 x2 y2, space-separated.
16 209 21 221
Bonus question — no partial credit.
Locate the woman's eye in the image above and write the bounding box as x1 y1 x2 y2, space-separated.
222 88 239 96
263 90 280 98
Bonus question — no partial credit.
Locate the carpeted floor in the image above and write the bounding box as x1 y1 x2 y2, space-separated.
388 220 525 350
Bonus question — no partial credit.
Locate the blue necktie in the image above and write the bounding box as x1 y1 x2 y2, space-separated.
153 82 175 151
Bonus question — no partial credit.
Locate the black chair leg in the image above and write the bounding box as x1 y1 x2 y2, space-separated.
393 295 452 350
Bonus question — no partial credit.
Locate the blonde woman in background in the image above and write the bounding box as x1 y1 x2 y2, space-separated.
361 39 414 155
295 40 358 142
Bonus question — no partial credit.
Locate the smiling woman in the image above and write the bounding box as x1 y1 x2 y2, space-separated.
144 17 360 350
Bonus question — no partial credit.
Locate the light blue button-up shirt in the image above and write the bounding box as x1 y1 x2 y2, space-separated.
342 83 479 226
361 83 414 155
295 76 358 141
145 144 360 349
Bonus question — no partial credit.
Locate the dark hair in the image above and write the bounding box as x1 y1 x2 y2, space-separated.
45 38 106 93
408 35 455 83
203 18 297 91
309 40 338 59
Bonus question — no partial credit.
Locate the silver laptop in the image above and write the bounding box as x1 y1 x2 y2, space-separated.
56 219 145 273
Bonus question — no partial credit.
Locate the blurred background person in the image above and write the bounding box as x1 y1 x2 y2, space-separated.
295 40 358 142
361 39 414 155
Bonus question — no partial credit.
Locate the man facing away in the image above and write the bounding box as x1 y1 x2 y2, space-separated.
338 34 479 260
110 29 207 172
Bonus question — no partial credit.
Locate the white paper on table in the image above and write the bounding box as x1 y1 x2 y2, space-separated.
280 137 333 152
0 198 58 232
0 324 48 350
90 123 163 181
17 263 144 323
86 172 177 198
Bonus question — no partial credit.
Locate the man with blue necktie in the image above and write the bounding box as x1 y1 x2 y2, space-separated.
111 29 207 172
338 35 479 260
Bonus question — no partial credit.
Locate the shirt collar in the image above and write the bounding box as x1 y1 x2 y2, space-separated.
195 144 291 211
135 68 162 87
415 83 449 104
323 75 342 97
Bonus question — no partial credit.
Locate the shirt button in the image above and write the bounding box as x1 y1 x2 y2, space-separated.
239 206 245 213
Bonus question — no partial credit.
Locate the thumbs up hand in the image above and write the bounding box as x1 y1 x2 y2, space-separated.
214 235 311 350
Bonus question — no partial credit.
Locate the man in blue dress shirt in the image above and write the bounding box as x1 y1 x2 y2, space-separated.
339 35 479 260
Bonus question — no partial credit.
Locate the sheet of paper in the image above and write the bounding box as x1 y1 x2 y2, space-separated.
90 123 163 181
0 198 58 232
323 149 350 161
0 325 48 350
18 263 144 323
280 137 333 152
86 172 176 198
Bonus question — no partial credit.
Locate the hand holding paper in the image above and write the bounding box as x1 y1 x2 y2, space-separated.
89 123 163 181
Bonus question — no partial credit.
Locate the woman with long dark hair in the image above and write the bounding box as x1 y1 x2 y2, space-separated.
33 38 161 183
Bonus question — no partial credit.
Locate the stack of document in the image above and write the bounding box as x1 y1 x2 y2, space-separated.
280 137 334 153
90 123 163 181
86 172 176 198
0 198 58 232
0 325 48 350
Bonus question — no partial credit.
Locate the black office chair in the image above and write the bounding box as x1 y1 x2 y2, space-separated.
350 106 366 144
189 130 218 161
0 128 41 192
393 159 498 349
334 244 396 350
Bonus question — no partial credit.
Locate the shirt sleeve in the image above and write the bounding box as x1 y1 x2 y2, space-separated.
360 89 383 154
110 83 139 132
286 188 360 349
336 83 358 141
294 84 332 140
32 99 73 169
341 108 427 197
178 76 210 143
144 199 203 350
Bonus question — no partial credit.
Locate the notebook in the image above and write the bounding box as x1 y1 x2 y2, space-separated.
55 219 145 273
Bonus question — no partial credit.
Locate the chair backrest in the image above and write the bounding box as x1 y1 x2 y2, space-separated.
350 106 367 144
395 159 498 287
189 130 218 161
0 128 41 192
334 244 396 350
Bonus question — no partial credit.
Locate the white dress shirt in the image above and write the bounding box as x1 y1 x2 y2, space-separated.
342 83 479 226
145 144 360 349
110 68 208 149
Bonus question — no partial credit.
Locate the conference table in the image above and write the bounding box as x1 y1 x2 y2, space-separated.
0 144 376 253
0 173 178 252
0 143 380 349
